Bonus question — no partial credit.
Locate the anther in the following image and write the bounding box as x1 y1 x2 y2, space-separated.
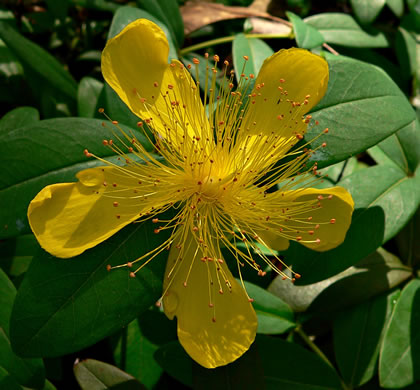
153 81 159 87
213 54 220 62
322 142 327 147
106 264 111 271
113 201 119 207
116 214 120 219
83 149 92 157
152 218 159 223
243 55 249 61
154 228 160 234
127 262 133 268
330 218 336 224
129 272 136 278
183 281 187 287
324 128 329 133
98 108 104 113
102 139 108 145
168 84 174 89
192 58 200 64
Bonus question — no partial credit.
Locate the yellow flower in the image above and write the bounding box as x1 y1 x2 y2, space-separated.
27 19 354 368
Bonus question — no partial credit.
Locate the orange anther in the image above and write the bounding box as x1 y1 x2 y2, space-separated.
192 58 200 64
106 264 111 271
113 201 119 207
152 218 159 223
330 218 336 224
129 272 136 278
98 107 104 113
153 81 159 87
213 54 220 62
243 55 249 61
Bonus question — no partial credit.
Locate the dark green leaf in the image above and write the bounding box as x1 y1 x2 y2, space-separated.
192 342 264 390
108 6 178 61
396 27 418 81
71 0 120 12
0 43 25 104
379 279 420 388
113 317 163 389
232 34 274 89
268 248 411 312
154 341 192 387
258 335 343 389
0 107 39 133
282 165 419 284
0 118 152 238
97 83 139 128
78 77 104 118
0 269 45 388
308 56 416 168
0 366 23 390
243 280 295 334
136 0 184 48
287 11 324 49
395 208 420 268
0 21 77 100
334 289 400 387
10 221 170 358
350 0 385 24
0 234 37 278
305 13 389 47
74 359 145 390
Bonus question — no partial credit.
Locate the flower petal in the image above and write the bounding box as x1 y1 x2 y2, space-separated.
28 166 173 258
267 186 354 251
235 49 328 169
163 230 257 368
101 19 211 148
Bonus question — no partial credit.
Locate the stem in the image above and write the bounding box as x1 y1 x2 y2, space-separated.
295 326 351 390
180 33 292 56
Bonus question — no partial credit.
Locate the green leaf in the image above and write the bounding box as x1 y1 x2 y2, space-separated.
370 119 420 174
0 118 152 238
0 21 77 100
268 247 411 313
74 359 146 390
232 34 274 88
333 289 400 387
97 83 139 128
113 317 163 389
258 335 343 389
0 234 37 278
386 0 404 17
0 42 25 104
283 165 419 284
108 6 178 61
379 279 420 388
10 220 170 358
0 107 39 133
0 366 23 390
287 11 324 49
78 77 104 118
308 55 416 168
136 0 184 48
192 342 264 390
396 27 418 81
395 209 420 268
0 268 45 388
154 341 192 387
243 280 295 334
305 13 389 48
182 53 227 97
350 0 385 24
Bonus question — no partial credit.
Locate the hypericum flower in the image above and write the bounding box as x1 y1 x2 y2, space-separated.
28 19 354 368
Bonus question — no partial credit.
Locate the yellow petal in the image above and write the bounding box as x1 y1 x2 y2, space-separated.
28 166 172 258
257 229 290 251
268 186 354 251
163 230 257 368
236 49 329 168
101 19 212 149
